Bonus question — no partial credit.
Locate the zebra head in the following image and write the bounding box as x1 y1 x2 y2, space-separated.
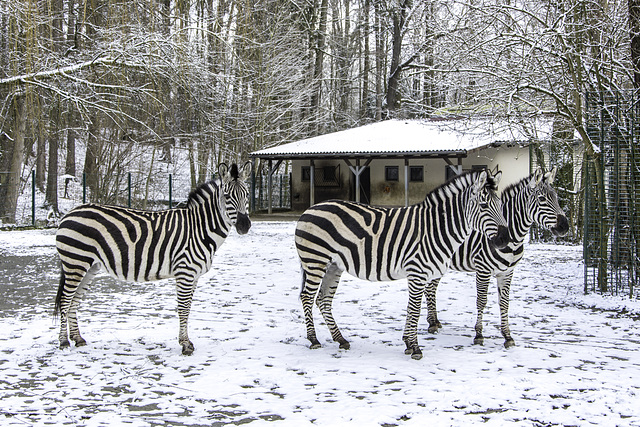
467 170 509 249
528 167 569 237
219 161 252 235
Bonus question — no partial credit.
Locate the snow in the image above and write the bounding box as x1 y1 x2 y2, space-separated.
1 222 639 426
252 118 554 156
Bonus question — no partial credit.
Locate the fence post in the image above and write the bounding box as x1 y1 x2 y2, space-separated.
31 170 35 226
169 174 173 209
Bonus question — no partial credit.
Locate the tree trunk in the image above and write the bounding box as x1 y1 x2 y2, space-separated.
36 133 46 192
361 0 371 119
46 121 59 213
374 0 384 120
386 0 410 116
629 0 640 88
0 94 26 224
309 0 329 132
83 114 101 201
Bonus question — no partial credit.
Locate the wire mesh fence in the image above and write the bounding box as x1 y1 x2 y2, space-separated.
529 141 584 244
0 169 290 227
584 91 640 299
253 173 292 212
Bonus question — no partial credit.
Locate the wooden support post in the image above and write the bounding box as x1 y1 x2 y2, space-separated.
310 159 315 207
404 158 409 207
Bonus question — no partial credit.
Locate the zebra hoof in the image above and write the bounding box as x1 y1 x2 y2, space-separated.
473 336 484 346
309 339 321 349
338 340 350 350
74 338 87 347
181 342 195 356
409 348 423 360
59 340 70 349
504 338 516 349
427 325 439 334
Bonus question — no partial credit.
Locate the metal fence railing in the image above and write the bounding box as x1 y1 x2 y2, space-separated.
584 91 640 299
253 173 292 212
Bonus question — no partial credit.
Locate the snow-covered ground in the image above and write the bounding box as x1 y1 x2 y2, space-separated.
1 222 639 426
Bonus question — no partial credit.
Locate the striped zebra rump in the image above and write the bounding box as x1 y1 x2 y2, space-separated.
296 170 508 359
425 167 569 348
54 161 252 355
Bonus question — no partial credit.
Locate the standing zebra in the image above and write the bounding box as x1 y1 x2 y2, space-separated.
295 170 510 359
424 167 569 348
54 162 252 355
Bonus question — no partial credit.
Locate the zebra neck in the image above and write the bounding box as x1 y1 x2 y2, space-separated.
190 199 232 242
503 185 533 244
422 187 470 247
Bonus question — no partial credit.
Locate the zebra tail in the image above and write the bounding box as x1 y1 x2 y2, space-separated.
299 267 307 299
53 266 64 319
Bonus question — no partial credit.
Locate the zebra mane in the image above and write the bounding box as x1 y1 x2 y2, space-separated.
426 170 497 200
500 172 536 200
186 179 221 208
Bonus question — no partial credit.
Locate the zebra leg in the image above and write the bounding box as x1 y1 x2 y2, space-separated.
473 270 492 345
300 264 325 349
402 275 427 360
316 263 349 349
176 277 197 355
496 271 515 348
425 278 442 333
58 263 100 349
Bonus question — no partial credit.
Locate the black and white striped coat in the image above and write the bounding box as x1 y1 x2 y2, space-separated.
425 168 569 348
295 170 509 359
54 162 251 355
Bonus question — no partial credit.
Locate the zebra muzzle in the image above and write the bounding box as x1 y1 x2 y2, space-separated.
551 215 569 237
491 225 509 249
235 212 251 235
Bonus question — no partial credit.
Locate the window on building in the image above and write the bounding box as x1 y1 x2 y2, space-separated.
301 165 341 187
409 166 424 182
301 166 311 181
385 166 399 181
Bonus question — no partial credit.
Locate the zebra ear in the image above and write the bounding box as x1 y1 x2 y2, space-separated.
240 160 252 181
529 168 543 188
474 170 488 194
544 166 557 184
492 170 502 187
218 163 230 182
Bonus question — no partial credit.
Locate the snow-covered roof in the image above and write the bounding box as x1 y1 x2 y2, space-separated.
250 118 550 159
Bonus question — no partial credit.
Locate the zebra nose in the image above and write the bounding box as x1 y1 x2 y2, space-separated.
235 212 251 235
551 215 569 237
491 225 509 249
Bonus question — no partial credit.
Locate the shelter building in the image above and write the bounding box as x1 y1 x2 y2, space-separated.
250 119 547 213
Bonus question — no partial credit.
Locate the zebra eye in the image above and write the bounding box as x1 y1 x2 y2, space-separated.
537 195 546 203
480 202 489 209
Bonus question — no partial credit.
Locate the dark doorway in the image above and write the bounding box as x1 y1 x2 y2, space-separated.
351 167 371 204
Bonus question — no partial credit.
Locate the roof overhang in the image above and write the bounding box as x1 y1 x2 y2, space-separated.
251 150 467 161
249 118 542 162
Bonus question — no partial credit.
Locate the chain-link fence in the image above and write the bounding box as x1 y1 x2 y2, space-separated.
0 171 180 228
584 91 640 299
253 173 292 212
529 141 584 244
1 169 291 227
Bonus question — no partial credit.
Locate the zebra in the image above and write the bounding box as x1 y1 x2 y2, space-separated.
54 162 252 355
424 167 569 348
295 169 510 360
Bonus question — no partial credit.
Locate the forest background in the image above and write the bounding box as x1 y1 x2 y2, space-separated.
1 0 639 225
